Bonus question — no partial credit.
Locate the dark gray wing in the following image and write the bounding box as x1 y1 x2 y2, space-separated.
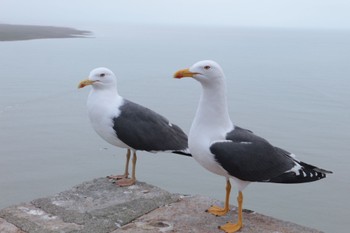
113 99 189 155
210 126 331 183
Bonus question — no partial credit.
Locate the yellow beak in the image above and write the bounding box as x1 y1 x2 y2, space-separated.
78 79 95 88
173 68 198 79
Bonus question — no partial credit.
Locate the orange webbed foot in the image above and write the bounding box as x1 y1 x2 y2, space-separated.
206 205 229 216
116 178 136 187
107 174 128 180
218 222 243 233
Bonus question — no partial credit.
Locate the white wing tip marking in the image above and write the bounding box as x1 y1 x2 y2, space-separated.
286 162 302 175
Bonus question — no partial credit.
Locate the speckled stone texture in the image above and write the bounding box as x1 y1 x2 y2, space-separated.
116 195 324 233
0 178 323 233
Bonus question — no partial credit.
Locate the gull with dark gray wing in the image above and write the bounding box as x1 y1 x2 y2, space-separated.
174 60 332 233
79 67 190 186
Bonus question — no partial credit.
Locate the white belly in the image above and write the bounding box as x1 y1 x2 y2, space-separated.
90 114 129 149
189 136 251 191
87 95 130 150
189 137 229 177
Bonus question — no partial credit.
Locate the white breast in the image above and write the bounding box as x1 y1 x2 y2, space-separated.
189 125 230 177
87 91 130 149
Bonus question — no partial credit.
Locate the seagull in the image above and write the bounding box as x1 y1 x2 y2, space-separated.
173 60 332 233
78 67 190 186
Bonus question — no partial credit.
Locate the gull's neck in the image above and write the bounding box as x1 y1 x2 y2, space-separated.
87 86 122 109
190 78 233 140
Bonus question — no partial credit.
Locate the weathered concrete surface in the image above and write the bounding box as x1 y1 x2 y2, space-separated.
116 195 323 233
0 178 178 233
0 218 25 233
0 178 324 233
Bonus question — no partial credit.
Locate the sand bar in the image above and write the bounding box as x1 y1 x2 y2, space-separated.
0 24 91 41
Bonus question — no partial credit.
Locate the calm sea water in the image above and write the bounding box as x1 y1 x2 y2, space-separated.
1 25 349 233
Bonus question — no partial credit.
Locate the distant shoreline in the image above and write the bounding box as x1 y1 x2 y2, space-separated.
0 24 91 41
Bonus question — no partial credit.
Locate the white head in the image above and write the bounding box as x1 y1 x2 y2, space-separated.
78 67 117 90
173 60 225 86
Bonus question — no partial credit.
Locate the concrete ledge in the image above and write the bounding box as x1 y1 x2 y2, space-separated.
0 178 323 233
0 218 25 233
117 195 323 233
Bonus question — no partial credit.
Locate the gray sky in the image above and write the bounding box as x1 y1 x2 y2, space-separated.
1 0 350 29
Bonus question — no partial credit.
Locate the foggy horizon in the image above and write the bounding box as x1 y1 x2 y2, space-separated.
1 0 350 30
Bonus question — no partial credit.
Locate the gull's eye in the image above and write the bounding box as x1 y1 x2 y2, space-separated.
99 73 106 77
204 65 211 70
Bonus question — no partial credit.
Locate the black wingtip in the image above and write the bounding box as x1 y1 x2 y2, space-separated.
172 150 192 157
314 167 333 174
267 167 331 184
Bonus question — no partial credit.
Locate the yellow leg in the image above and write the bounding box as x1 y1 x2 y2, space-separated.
117 151 137 187
207 179 231 216
107 149 131 180
123 149 131 177
131 151 137 181
219 191 243 233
